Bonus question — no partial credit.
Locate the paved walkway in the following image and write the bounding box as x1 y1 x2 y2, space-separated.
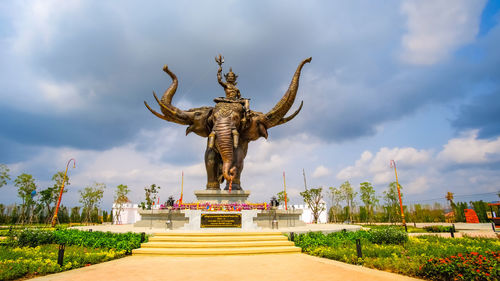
31 254 421 281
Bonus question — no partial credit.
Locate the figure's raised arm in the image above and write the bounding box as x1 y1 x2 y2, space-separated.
215 54 227 88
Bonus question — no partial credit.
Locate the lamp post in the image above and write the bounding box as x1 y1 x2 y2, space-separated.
390 160 406 227
51 158 76 227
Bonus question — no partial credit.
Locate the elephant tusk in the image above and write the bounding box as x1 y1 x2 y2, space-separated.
144 101 168 121
276 100 303 126
232 129 239 149
208 132 216 149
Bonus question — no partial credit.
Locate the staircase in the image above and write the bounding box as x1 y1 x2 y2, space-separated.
132 232 301 256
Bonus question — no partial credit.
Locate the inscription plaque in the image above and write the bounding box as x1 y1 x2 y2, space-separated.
200 213 242 228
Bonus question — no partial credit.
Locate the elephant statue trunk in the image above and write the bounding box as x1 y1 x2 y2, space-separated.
214 116 237 183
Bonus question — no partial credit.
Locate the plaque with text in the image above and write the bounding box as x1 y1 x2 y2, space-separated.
200 213 242 228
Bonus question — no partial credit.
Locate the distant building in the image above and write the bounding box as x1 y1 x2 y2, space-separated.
288 200 328 223
112 203 143 224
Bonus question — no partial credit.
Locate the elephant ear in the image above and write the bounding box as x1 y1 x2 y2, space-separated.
242 107 301 141
185 106 213 138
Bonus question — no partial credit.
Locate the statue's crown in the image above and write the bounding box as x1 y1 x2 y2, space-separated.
224 67 238 81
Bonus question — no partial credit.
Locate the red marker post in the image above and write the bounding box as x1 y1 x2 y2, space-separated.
390 160 406 228
51 158 76 227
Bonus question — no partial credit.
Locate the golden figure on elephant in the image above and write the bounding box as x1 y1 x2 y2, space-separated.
144 55 311 191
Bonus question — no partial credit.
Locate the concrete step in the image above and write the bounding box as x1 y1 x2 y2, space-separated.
141 240 295 248
132 246 301 256
133 232 300 256
148 235 287 242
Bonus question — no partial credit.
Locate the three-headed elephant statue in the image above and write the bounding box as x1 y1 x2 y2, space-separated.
144 57 311 190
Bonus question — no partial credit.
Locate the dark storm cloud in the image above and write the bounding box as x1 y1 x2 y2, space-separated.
0 137 39 163
0 105 144 150
1 0 499 163
452 92 500 138
451 24 500 139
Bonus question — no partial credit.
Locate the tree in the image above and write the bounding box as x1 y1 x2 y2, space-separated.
300 187 325 223
114 184 130 224
453 202 468 222
14 173 37 224
384 181 403 223
79 182 106 223
359 182 379 223
58 206 70 223
445 192 455 208
70 206 81 223
340 181 357 223
0 164 10 187
470 200 489 223
139 184 160 210
276 191 290 206
328 186 343 223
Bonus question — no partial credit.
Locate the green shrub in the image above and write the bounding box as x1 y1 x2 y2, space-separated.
17 229 56 247
10 228 146 251
369 227 408 244
295 230 373 252
423 225 453 233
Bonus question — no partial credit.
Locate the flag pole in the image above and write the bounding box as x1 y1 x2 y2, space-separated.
180 171 184 205
283 171 287 211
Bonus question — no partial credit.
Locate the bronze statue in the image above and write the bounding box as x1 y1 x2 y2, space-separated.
145 56 311 191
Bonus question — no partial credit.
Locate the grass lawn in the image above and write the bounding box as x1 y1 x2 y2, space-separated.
361 224 428 233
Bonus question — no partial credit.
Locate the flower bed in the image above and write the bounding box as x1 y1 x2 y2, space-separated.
294 229 500 280
0 244 125 280
159 202 268 211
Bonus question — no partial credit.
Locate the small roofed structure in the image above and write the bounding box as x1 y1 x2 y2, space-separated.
487 201 500 231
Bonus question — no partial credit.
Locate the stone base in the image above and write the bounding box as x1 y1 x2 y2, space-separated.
254 209 306 228
133 208 305 230
194 189 250 203
134 209 188 229
180 210 261 231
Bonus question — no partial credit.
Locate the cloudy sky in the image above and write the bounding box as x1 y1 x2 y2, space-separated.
1 0 499 209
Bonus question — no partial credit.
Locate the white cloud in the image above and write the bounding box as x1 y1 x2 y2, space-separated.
337 147 432 184
1 130 322 207
438 130 500 164
38 80 93 112
405 176 430 194
336 130 500 198
400 0 486 65
10 0 83 54
312 165 331 178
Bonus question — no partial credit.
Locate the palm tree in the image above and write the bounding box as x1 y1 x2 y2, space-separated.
446 192 454 208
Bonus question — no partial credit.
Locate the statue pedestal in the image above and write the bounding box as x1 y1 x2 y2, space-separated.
194 190 250 204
